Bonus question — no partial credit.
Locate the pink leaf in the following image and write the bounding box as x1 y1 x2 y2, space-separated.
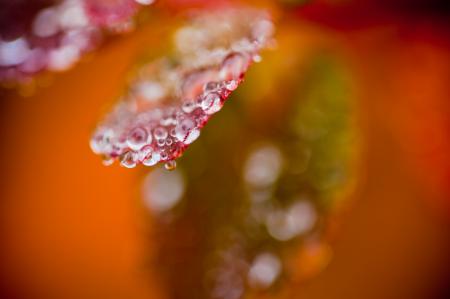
90 8 275 168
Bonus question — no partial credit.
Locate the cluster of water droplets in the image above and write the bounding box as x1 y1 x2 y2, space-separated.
90 8 275 169
0 0 153 81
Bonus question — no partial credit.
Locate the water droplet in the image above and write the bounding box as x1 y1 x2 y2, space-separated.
182 69 218 99
251 19 274 43
136 81 166 102
160 115 176 126
164 160 177 171
203 81 219 93
102 156 114 166
58 0 89 29
166 138 173 146
224 80 238 91
138 144 152 161
142 150 160 166
181 100 196 113
48 45 80 71
33 8 59 38
153 127 168 140
252 54 262 63
120 151 137 168
135 0 155 5
0 37 30 67
184 128 200 144
126 126 150 151
174 118 196 142
84 0 139 28
160 151 169 160
90 137 103 154
157 138 166 147
201 92 222 115
219 52 249 80
90 129 114 154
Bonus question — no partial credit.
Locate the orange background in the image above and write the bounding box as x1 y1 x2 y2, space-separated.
1 1 449 298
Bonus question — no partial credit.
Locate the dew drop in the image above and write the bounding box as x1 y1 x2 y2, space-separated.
120 151 137 168
252 54 262 63
90 129 114 154
219 52 249 80
164 160 177 171
135 0 154 5
174 118 196 142
182 69 218 99
184 128 200 144
201 92 222 115
157 138 166 147
48 45 80 71
160 115 176 126
19 47 47 73
126 126 150 151
90 137 104 154
136 81 165 102
224 80 238 91
181 100 196 113
203 81 219 93
159 150 168 160
33 8 59 38
102 156 114 166
142 150 160 166
84 0 139 27
153 127 168 140
138 144 152 161
252 19 275 43
0 37 30 67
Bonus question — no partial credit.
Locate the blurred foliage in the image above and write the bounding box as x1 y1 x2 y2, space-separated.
148 33 359 298
289 54 356 207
